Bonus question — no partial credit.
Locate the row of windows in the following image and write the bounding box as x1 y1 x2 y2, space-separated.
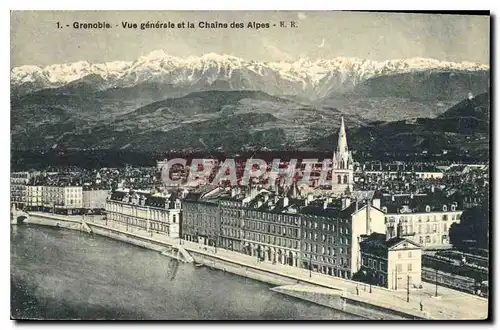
395 263 413 272
362 257 387 271
413 223 449 234
305 254 347 267
245 211 299 225
397 251 414 259
387 213 460 224
222 228 241 238
303 243 349 256
335 174 349 184
221 216 240 226
302 231 349 245
418 234 448 245
244 232 299 249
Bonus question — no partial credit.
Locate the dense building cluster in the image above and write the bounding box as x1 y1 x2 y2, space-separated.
10 117 489 291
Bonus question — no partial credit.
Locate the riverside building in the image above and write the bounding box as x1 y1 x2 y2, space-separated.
358 232 423 290
41 185 83 215
380 193 463 249
105 189 181 238
11 172 31 208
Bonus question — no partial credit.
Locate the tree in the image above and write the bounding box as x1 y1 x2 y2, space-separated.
449 202 489 250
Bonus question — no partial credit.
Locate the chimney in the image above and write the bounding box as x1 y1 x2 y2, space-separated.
282 197 289 208
391 194 395 202
323 200 328 209
250 185 258 199
372 198 380 209
342 197 351 209
355 199 359 211
366 198 371 234
410 193 414 199
307 193 313 203
386 224 394 240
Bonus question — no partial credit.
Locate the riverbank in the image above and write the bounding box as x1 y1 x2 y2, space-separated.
17 212 488 320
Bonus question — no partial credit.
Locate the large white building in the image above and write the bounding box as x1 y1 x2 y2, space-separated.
300 197 386 279
42 185 83 214
11 172 31 208
26 185 43 211
381 194 463 249
83 188 110 211
105 189 181 238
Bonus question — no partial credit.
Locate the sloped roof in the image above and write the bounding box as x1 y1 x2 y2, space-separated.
360 232 422 255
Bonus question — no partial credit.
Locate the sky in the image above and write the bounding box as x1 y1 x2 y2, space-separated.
10 11 490 67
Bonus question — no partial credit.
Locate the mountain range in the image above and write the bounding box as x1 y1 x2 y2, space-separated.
12 50 489 100
10 51 490 157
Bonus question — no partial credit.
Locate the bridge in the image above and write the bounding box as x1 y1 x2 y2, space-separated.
11 205 30 225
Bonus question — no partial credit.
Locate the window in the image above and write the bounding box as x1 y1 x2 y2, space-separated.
337 175 342 184
396 264 403 272
408 263 413 271
398 252 402 259
408 251 412 258
443 223 447 232
343 175 348 184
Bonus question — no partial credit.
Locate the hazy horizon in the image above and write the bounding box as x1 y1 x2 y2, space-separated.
11 11 490 68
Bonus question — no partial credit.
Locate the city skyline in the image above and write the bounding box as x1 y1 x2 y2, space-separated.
11 11 490 68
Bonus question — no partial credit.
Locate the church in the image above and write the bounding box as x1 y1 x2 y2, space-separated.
331 117 354 195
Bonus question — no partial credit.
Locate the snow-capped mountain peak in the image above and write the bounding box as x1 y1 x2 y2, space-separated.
11 50 489 98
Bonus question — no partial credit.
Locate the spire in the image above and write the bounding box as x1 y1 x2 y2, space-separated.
337 116 348 155
288 181 299 199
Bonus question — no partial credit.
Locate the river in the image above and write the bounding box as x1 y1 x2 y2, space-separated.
11 225 360 320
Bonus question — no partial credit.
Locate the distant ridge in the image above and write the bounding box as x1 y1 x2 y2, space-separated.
11 51 489 99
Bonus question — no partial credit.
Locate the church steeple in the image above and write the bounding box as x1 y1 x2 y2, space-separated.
337 116 348 155
331 116 354 195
